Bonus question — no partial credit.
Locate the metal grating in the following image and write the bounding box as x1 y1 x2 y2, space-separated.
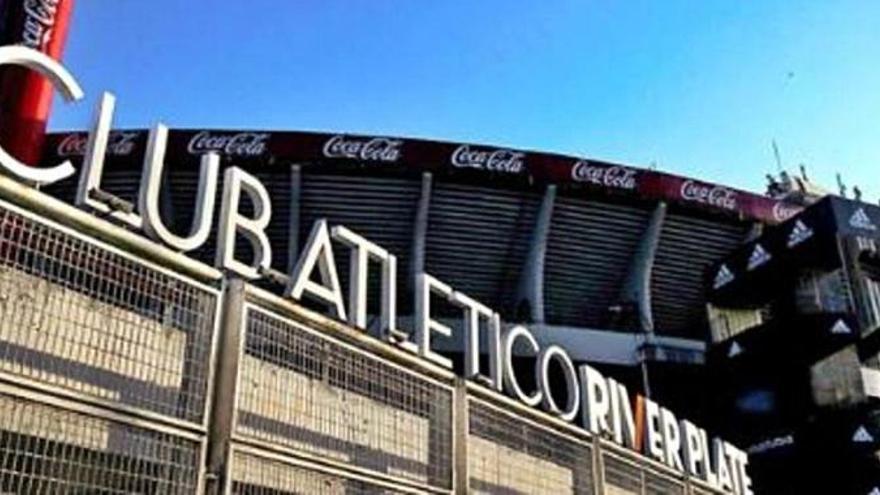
690 485 718 495
0 392 201 494
652 212 747 338
468 398 594 494
0 203 219 424
544 197 649 328
425 183 540 319
644 469 686 495
235 307 453 490
602 453 643 495
230 450 412 495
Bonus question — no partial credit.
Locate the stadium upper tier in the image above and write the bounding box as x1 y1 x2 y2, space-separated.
40 128 797 344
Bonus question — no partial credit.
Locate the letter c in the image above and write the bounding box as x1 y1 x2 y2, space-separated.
503 325 543 407
0 46 84 185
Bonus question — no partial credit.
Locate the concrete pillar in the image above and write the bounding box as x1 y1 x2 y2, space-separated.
592 436 606 495
515 184 556 323
620 201 667 334
286 164 302 272
453 379 470 494
205 278 246 495
410 172 433 282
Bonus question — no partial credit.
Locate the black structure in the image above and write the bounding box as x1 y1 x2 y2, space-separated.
707 197 880 494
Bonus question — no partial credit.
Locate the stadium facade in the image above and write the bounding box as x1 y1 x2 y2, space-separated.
40 127 799 419
0 40 765 491
5 2 880 493
25 122 782 494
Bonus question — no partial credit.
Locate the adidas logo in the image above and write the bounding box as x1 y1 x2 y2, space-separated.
728 341 743 358
853 425 874 443
830 319 852 335
787 220 814 248
714 264 735 289
747 244 772 271
850 208 877 231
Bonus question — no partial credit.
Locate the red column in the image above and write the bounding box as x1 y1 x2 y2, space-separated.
0 0 75 165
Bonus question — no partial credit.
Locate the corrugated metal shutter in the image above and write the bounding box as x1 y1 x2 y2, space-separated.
425 183 539 318
299 172 420 314
652 212 748 338
544 197 650 327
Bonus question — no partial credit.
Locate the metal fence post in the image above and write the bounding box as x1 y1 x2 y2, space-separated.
453 379 470 495
205 278 246 495
592 436 606 495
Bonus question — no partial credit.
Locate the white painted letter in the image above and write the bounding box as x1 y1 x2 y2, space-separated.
537 345 580 422
609 378 638 449
681 420 706 478
449 291 501 391
645 398 665 463
712 438 734 492
660 408 684 471
0 46 82 185
503 325 543 407
140 124 219 251
76 93 142 227
216 167 272 279
415 273 453 369
287 219 346 319
331 225 396 332
580 364 611 435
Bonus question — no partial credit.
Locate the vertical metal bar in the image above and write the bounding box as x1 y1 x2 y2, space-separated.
453 379 470 495
204 278 246 495
592 436 606 495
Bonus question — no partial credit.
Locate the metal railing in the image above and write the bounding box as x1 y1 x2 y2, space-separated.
232 302 454 492
0 193 220 493
467 395 595 494
0 184 733 495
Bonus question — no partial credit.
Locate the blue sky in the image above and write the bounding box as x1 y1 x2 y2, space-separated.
49 1 879 198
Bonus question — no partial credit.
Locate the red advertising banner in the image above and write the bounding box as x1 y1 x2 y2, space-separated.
43 128 803 224
0 0 75 165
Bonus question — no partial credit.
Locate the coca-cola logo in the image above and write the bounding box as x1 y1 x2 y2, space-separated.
57 132 138 157
680 180 737 210
571 161 637 190
187 131 269 157
322 135 402 162
450 145 524 174
772 201 801 222
22 0 60 50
